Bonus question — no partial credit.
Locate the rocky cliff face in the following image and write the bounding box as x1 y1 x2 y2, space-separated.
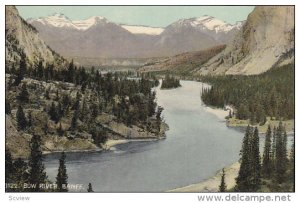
5 6 66 67
198 6 294 75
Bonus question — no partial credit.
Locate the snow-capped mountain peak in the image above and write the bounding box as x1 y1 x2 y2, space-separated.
73 16 108 30
28 13 76 29
28 14 109 30
28 13 241 36
171 15 241 33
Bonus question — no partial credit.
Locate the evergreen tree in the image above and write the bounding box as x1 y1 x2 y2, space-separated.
155 106 163 135
27 111 33 129
16 105 27 130
71 92 81 111
17 84 29 103
87 183 93 192
36 60 44 79
13 158 29 192
44 88 50 99
56 152 68 192
271 126 277 166
90 102 99 119
14 55 27 86
282 129 288 164
148 91 157 117
290 138 295 191
250 127 261 190
28 134 47 191
219 168 227 192
228 110 232 118
275 122 288 183
43 121 49 135
67 60 74 82
57 102 63 120
262 125 272 177
235 125 252 191
55 89 59 101
70 110 78 131
49 102 58 122
5 150 14 184
236 102 249 120
79 97 89 122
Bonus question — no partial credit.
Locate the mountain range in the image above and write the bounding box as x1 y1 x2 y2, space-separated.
6 6 294 75
27 13 242 60
142 6 294 75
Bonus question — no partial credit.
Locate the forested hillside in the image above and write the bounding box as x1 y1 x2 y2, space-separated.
201 64 294 125
6 56 165 158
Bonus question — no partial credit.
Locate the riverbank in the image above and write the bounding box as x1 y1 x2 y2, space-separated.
169 162 240 192
203 106 294 134
102 138 161 150
227 117 294 134
203 106 229 121
43 137 163 155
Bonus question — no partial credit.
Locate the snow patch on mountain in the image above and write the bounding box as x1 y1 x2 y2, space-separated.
121 25 164 35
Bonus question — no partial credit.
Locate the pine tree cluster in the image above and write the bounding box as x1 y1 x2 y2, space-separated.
161 74 181 89
235 123 294 192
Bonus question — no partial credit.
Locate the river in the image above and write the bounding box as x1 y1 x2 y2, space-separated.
43 80 292 192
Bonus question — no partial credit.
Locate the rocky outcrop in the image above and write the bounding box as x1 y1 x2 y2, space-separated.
198 6 294 75
5 6 66 67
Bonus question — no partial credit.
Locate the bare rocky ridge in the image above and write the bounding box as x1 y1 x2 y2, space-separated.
5 6 66 67
197 6 294 75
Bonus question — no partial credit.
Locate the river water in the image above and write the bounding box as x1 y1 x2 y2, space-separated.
43 80 292 192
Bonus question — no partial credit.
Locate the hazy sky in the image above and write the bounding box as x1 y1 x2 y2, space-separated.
17 6 254 27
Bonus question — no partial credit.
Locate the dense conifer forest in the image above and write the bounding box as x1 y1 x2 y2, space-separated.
201 64 294 124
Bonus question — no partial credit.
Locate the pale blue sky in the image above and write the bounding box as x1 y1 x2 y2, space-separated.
17 6 254 27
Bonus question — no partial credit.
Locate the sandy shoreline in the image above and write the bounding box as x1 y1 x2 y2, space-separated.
169 162 240 192
203 106 229 121
102 139 129 150
103 138 160 150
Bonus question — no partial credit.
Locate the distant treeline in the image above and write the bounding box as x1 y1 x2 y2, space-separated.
201 64 294 124
161 75 181 89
